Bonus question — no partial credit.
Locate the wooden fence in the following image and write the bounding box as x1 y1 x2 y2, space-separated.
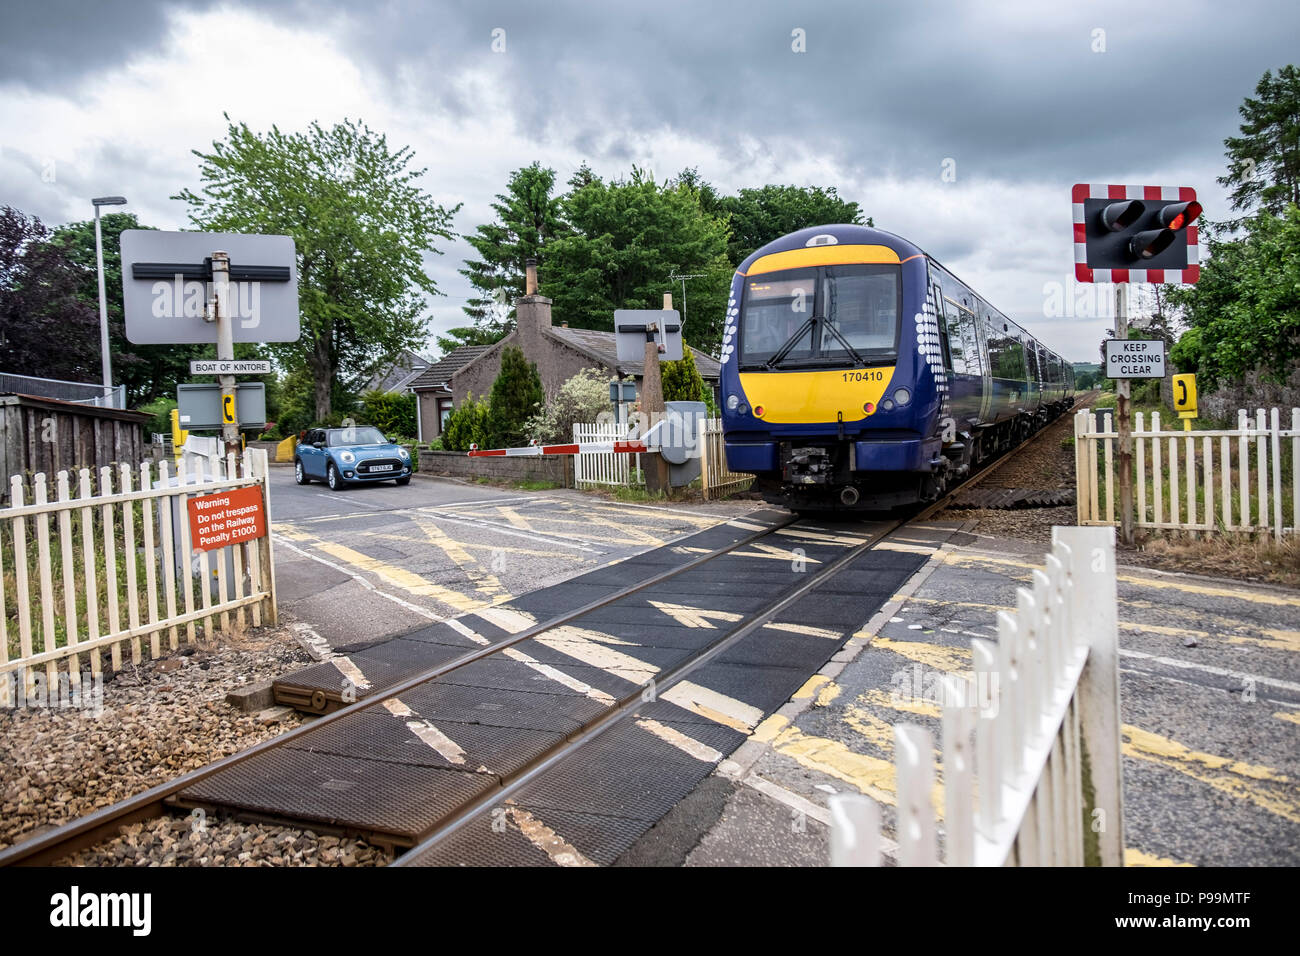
830 526 1124 866
1 449 277 705
572 418 753 500
1075 407 1298 540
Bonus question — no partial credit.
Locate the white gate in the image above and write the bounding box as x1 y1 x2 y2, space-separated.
831 526 1124 866
572 422 642 488
2 449 277 705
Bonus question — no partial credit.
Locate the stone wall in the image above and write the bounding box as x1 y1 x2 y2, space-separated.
416 448 573 486
1198 368 1300 424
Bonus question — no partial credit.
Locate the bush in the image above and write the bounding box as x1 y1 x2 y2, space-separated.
662 349 706 404
487 345 544 448
524 367 619 444
138 397 177 438
442 394 492 451
359 389 417 438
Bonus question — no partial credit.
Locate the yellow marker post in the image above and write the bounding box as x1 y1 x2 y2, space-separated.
1173 373 1197 431
170 407 189 460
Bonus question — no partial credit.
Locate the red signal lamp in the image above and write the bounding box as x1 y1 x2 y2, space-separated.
754 405 765 417
1158 200 1202 231
863 401 875 414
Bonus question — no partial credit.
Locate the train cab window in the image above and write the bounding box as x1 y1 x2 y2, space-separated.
738 264 899 368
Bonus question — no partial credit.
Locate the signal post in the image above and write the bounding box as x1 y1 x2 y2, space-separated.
1073 184 1202 546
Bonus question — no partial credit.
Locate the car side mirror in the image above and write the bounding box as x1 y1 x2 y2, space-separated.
313 441 325 449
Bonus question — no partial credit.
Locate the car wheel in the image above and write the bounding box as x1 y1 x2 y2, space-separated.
327 462 343 491
396 476 411 486
294 459 310 485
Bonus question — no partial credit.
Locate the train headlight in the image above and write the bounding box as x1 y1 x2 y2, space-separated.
754 405 765 418
737 403 749 416
881 399 895 411
726 394 740 411
863 402 875 415
893 388 912 406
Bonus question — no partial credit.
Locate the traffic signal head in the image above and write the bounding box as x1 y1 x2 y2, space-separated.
1100 200 1144 231
1072 184 1201 283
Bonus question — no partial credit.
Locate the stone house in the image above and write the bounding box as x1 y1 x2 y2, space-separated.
410 266 720 442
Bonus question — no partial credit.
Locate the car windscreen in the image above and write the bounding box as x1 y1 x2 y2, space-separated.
328 426 387 446
739 263 900 368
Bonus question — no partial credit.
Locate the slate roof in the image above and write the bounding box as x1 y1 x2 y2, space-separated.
547 326 721 380
366 349 435 392
408 345 494 390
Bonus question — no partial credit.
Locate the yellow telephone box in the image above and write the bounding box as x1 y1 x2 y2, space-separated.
1172 373 1197 430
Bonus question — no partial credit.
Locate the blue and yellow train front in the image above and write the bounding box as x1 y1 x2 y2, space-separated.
719 225 948 511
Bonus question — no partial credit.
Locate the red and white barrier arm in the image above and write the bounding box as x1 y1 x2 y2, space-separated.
467 439 649 458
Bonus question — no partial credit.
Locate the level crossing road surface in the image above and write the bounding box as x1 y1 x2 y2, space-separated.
684 528 1300 867
269 471 760 654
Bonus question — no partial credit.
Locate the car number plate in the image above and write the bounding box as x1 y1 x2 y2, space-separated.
367 465 396 472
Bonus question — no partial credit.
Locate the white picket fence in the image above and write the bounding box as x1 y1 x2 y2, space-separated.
1 449 277 705
573 421 640 488
830 527 1124 866
572 418 753 500
1076 407 1298 540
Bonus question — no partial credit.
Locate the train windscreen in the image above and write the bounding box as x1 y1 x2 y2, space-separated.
739 264 899 368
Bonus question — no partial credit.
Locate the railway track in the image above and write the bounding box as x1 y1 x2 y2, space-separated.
0 401 1087 868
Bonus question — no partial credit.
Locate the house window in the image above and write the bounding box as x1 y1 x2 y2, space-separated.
439 400 452 431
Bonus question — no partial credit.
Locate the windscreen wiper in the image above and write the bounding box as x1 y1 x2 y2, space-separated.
820 318 867 366
764 315 817 370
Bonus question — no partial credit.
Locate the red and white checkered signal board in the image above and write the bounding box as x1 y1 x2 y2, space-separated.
1072 183 1200 284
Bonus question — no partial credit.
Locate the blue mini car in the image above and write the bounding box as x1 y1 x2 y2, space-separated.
294 426 413 490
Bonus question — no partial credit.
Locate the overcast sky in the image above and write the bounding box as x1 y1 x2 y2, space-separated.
2 0 1295 362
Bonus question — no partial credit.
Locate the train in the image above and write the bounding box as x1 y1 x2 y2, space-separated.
719 224 1075 513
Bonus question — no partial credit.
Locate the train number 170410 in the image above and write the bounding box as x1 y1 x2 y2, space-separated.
842 370 885 383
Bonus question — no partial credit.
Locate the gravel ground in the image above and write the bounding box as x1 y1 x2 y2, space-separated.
0 619 391 866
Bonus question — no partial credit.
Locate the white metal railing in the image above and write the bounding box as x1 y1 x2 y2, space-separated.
1075 407 1298 540
830 526 1124 867
0 372 124 408
1 449 278 705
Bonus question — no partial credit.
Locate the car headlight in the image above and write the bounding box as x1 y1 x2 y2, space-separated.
398 447 409 460
339 451 355 463
726 394 740 411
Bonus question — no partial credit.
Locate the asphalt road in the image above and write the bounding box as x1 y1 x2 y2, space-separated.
266 469 758 654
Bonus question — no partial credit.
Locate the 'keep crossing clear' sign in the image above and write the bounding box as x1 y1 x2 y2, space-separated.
1104 338 1166 379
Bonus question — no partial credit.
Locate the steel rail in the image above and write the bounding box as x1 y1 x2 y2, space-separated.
0 513 797 866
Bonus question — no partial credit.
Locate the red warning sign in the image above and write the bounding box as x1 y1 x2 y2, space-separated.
187 485 267 551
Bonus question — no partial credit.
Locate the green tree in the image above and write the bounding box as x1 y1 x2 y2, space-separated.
359 389 418 438
715 183 868 264
1166 207 1300 388
174 115 459 420
661 348 707 404
49 212 214 405
459 162 568 340
1219 65 1300 220
487 345 544 448
0 206 101 382
544 167 733 350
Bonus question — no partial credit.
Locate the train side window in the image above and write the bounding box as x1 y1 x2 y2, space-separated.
940 298 963 373
957 305 981 376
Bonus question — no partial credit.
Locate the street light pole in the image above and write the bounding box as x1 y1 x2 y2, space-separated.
92 195 127 406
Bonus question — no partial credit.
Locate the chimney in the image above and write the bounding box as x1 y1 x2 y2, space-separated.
663 292 672 309
517 256 552 337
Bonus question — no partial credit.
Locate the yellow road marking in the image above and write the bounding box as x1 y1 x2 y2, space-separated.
648 600 744 629
1125 848 1194 867
764 621 842 640
663 681 763 732
793 675 831 700
635 718 723 762
534 627 659 685
1122 725 1300 823
1274 710 1300 726
495 507 536 531
410 515 509 600
507 806 597 867
382 699 467 766
278 526 484 613
858 688 942 719
330 656 371 691
871 636 971 674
